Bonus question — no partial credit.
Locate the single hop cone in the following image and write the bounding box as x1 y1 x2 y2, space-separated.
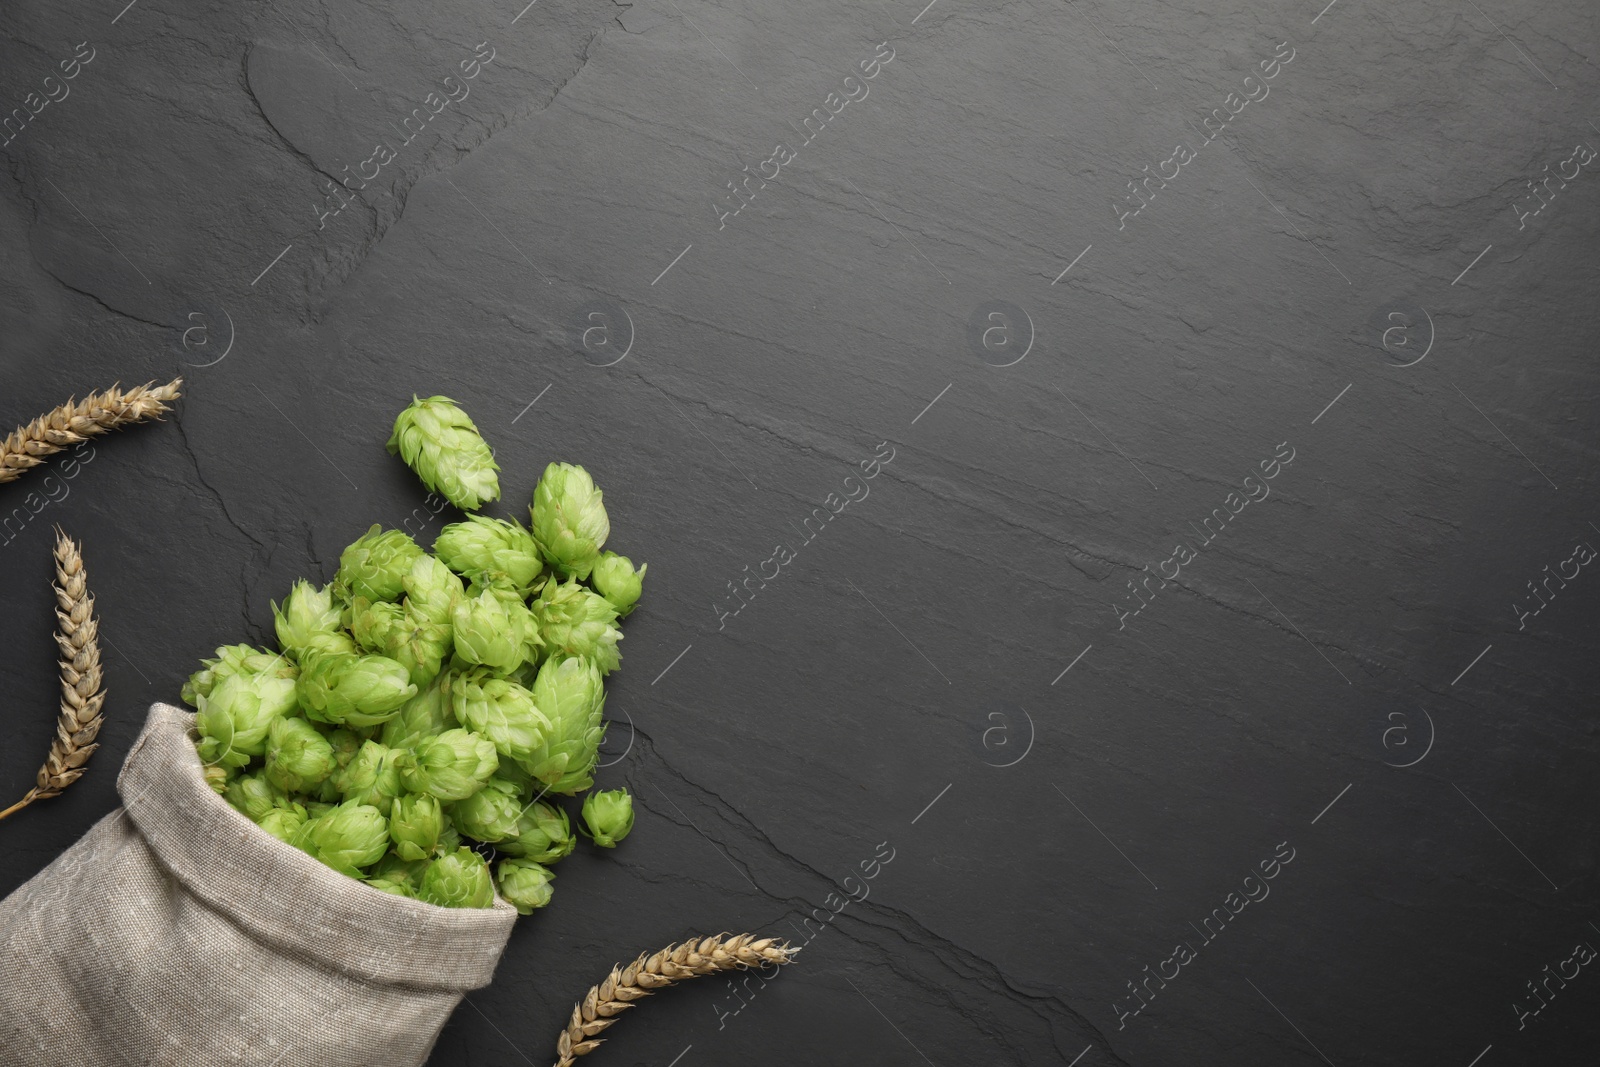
386 395 501 511
551 934 799 1067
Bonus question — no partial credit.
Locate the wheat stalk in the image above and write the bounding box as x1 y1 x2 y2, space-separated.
0 377 183 484
0 528 105 822
552 933 798 1067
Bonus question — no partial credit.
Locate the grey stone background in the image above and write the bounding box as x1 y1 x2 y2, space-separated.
2 0 1597 1063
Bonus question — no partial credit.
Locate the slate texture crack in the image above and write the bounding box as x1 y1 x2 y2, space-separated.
238 13 623 305
624 727 1136 1065
170 412 269 555
32 272 171 331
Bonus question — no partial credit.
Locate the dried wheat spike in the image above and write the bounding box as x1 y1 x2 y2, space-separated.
0 529 105 822
0 377 183 484
553 934 798 1067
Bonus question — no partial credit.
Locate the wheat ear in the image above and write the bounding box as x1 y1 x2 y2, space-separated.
553 933 798 1067
0 528 105 822
0 377 183 484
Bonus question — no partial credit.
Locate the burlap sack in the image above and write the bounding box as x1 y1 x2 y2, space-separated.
0 703 518 1067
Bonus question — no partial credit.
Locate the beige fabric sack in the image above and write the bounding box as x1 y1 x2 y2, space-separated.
0 703 518 1067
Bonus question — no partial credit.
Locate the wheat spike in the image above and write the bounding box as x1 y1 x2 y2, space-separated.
552 933 799 1067
0 528 105 821
0 377 183 484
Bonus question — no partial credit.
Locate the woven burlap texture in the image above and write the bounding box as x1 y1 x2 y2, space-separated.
0 702 517 1067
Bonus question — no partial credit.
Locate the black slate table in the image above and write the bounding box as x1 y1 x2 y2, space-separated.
2 0 1597 1064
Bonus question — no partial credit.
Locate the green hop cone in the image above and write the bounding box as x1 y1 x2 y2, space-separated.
350 597 400 655
433 516 544 596
371 852 430 891
506 659 540 691
272 580 354 661
364 876 414 898
336 740 404 815
533 579 622 675
438 814 462 854
395 727 500 801
451 586 537 674
386 396 501 512
263 716 338 794
335 525 426 604
490 757 538 794
404 554 466 632
580 788 634 848
389 792 445 861
296 650 418 729
519 655 605 795
327 727 364 768
182 644 294 706
379 676 454 751
450 669 549 763
448 777 523 843
225 772 294 823
417 847 495 909
292 801 389 878
496 858 555 914
391 625 452 691
195 670 300 768
315 728 365 802
256 804 309 844
351 596 450 688
529 462 610 580
590 551 646 617
202 764 232 794
182 644 251 706
497 800 576 863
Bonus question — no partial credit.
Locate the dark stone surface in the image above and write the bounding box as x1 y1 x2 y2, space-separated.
2 0 1598 1064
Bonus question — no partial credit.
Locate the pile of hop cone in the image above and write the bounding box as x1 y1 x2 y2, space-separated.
184 397 646 913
